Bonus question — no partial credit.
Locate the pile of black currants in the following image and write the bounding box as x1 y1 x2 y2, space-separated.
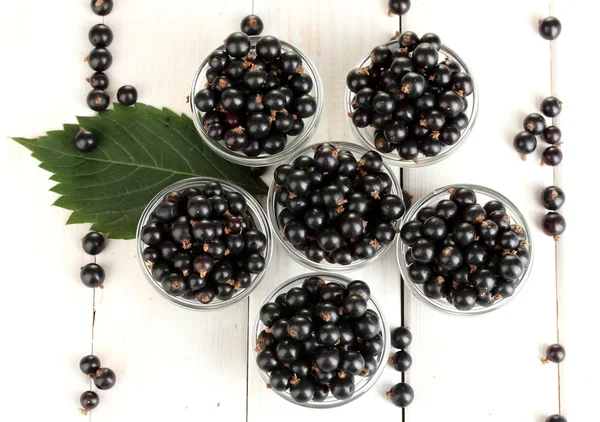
273 144 405 266
78 353 116 415
140 181 268 303
256 277 384 403
346 32 474 162
399 186 531 311
194 31 317 157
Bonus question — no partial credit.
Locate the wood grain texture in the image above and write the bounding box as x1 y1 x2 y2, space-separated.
1 0 589 421
402 1 559 421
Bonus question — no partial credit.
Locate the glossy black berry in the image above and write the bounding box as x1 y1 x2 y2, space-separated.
256 349 279 371
89 72 109 89
256 36 282 61
541 146 563 167
513 131 537 159
539 17 561 40
401 72 426 98
541 186 565 210
80 263 105 288
453 286 477 310
79 390 99 413
117 85 137 106
74 128 99 152
87 89 110 112
388 0 411 15
390 326 412 349
544 343 566 364
541 96 562 117
82 231 106 255
79 355 101 376
389 350 412 372
542 212 566 241
90 0 113 16
542 126 562 145
290 379 315 403
88 23 113 47
87 47 112 72
387 382 414 407
523 113 546 135
240 14 264 35
93 367 116 390
545 415 567 422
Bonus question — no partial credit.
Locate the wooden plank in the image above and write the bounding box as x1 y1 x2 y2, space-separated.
0 2 97 421
88 1 252 421
551 1 597 421
246 1 405 420
402 1 559 421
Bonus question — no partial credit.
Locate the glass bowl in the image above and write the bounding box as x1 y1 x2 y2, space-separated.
344 40 479 167
266 142 402 272
190 36 324 167
250 273 390 408
396 184 533 315
135 177 273 311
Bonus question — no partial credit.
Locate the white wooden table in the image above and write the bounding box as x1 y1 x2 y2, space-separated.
0 1 595 421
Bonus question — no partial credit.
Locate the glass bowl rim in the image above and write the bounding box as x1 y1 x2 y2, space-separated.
396 183 534 316
266 141 402 272
135 177 273 311
344 40 479 167
250 272 391 408
190 35 324 167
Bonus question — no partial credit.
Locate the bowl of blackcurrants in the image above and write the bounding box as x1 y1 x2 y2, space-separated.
190 32 323 166
252 273 390 407
267 142 405 271
136 178 272 310
344 32 478 166
396 185 533 315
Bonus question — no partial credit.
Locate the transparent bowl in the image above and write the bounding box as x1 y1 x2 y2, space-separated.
396 184 533 316
190 36 324 167
250 273 390 408
344 40 479 167
136 177 273 311
266 142 402 272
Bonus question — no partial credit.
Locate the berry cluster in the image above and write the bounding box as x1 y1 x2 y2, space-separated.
256 278 383 403
400 186 530 311
346 32 473 162
79 1 138 153
386 327 414 407
79 232 107 288
513 97 563 166
540 186 566 241
78 354 116 415
274 144 405 265
140 181 268 303
195 24 317 157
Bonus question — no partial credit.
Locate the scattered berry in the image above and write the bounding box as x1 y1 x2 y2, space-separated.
88 24 113 48
74 128 99 152
540 146 563 167
388 0 411 16
117 85 138 106
539 17 562 40
542 126 561 145
541 186 565 210
390 326 412 349
90 0 113 16
87 48 112 72
541 96 562 117
82 232 106 255
240 15 264 36
389 350 412 372
80 263 105 288
386 382 414 407
87 89 110 112
79 355 101 376
79 390 99 415
541 212 566 241
523 113 546 135
93 367 117 390
542 343 566 364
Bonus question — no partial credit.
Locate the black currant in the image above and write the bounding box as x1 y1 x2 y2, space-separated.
541 96 562 117
87 89 110 112
542 212 566 241
542 126 562 145
74 128 98 153
79 355 101 376
256 35 282 61
389 350 412 372
523 113 546 135
386 382 414 407
240 14 264 35
539 17 561 40
541 146 563 167
79 390 99 414
90 0 113 16
543 343 566 364
541 186 565 210
388 0 411 15
93 367 116 390
80 263 105 288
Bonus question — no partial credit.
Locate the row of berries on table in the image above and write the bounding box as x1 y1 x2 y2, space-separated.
80 232 108 288
274 144 405 265
78 353 116 414
194 29 317 157
541 186 566 241
513 97 563 165
256 278 383 403
140 181 268 303
347 31 473 162
86 0 138 112
399 186 530 311
386 326 414 407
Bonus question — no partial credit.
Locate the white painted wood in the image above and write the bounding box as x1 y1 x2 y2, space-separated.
0 2 98 421
402 1 559 421
2 0 590 421
552 1 600 421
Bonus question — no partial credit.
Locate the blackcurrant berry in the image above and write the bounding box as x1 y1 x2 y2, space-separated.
541 146 563 167
87 89 110 112
541 96 562 117
117 85 137 106
542 126 562 145
240 14 264 35
90 0 113 16
79 355 101 376
542 212 566 241
82 231 106 255
523 113 546 135
389 350 412 372
88 23 113 48
541 186 565 210
93 367 116 390
87 47 112 71
543 343 566 364
80 263 105 288
256 35 282 61
388 0 411 15
74 128 99 152
386 382 414 407
513 131 537 159
539 17 561 40
79 390 99 414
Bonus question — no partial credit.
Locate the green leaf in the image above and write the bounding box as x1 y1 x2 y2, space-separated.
12 103 268 239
